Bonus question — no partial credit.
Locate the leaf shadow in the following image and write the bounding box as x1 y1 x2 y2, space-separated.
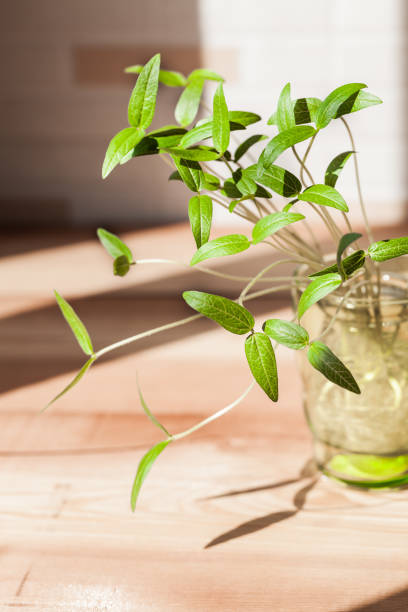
204 461 319 549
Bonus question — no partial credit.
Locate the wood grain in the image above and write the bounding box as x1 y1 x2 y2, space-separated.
1 225 408 611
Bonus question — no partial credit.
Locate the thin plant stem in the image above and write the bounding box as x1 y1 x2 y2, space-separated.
172 381 256 441
94 283 295 361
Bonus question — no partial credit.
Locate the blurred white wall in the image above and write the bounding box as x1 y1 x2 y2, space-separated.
199 0 407 227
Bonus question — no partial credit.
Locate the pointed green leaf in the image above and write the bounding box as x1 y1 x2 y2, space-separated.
221 178 242 199
336 232 362 279
201 172 220 191
227 111 261 127
293 97 322 125
131 440 172 511
179 120 245 148
234 134 267 162
188 69 224 82
245 164 301 197
308 341 360 394
259 126 316 171
54 291 94 355
97 228 133 262
113 255 130 277
337 89 382 117
43 357 95 411
309 250 366 278
190 234 250 265
137 377 171 436
171 157 202 192
325 151 354 188
163 146 220 161
297 273 342 320
148 126 187 147
102 127 145 179
282 199 298 212
298 184 349 212
183 291 254 334
263 319 309 350
245 332 278 401
188 195 213 248
125 65 187 87
315 83 367 129
232 169 257 196
268 97 322 126
252 212 305 245
127 53 161 128
212 82 230 154
368 237 408 262
276 83 295 132
175 78 204 127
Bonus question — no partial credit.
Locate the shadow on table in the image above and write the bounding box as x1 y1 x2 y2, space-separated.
342 587 408 611
204 459 318 549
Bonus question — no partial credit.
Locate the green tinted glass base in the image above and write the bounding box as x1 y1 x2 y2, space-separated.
314 439 408 489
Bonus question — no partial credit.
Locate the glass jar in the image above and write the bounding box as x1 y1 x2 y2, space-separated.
294 262 408 488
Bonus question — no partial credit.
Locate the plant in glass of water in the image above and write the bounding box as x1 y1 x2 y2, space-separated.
48 54 408 506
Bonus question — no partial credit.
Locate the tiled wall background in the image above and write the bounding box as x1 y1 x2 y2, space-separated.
1 0 406 228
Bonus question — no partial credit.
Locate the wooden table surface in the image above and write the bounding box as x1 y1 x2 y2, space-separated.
1 224 408 612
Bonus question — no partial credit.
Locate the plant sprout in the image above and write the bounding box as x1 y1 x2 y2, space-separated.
48 54 408 510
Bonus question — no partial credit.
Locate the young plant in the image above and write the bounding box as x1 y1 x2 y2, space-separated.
49 54 408 509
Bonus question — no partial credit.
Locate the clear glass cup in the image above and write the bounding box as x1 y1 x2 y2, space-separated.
294 262 408 488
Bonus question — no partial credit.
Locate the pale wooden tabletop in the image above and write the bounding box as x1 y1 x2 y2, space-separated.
1 224 408 612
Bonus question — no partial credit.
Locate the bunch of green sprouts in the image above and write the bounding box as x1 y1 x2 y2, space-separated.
48 54 408 510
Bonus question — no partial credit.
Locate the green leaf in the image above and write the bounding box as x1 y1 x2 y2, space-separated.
131 439 172 511
368 237 408 262
175 78 204 127
276 83 295 132
337 89 382 117
113 255 130 277
232 169 257 197
97 228 133 262
183 291 254 334
137 377 171 436
245 333 278 401
148 126 187 148
102 127 145 179
171 157 202 192
268 97 321 126
259 125 316 171
263 319 309 350
220 178 242 199
128 53 161 128
212 82 230 154
282 199 298 212
179 120 245 148
190 234 251 266
188 68 224 82
245 164 301 197
43 357 95 411
297 273 342 320
227 111 261 127
309 250 366 278
201 172 220 191
54 291 94 355
163 146 220 161
252 212 305 245
125 65 187 87
336 232 362 279
325 151 354 188
315 83 367 129
234 134 267 162
298 184 348 212
188 195 213 248
308 341 360 394
293 97 322 125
